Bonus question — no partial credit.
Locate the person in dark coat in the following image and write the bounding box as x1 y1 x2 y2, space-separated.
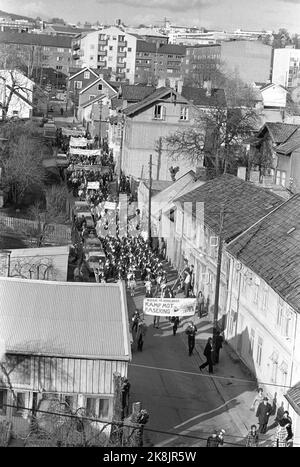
256 397 272 433
171 316 180 336
185 322 197 356
199 337 214 373
214 331 224 364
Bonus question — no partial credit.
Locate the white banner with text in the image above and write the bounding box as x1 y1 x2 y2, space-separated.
143 297 196 317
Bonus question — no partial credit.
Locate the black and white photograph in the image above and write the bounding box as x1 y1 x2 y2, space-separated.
0 0 299 453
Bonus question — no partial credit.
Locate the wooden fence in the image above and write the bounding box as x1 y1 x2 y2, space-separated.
0 215 71 245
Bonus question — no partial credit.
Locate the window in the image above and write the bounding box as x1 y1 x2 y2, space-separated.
98 84 103 91
75 81 82 89
262 287 268 312
118 35 125 42
109 46 113 50
253 282 259 304
89 94 96 101
84 71 90 79
228 309 236 335
128 47 132 52
13 392 26 415
126 69 130 73
276 170 286 187
56 56 62 61
154 104 166 120
0 389 7 415
13 110 18 115
277 298 283 327
180 106 189 120
249 329 255 356
57 48 64 52
86 397 110 420
56 66 62 70
271 351 279 383
90 56 94 60
256 336 263 366
113 36 117 40
43 47 50 51
280 361 288 388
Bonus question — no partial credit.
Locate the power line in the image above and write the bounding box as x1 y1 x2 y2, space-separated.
129 362 296 390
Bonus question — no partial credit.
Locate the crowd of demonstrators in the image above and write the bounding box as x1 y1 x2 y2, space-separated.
206 429 225 447
119 172 132 195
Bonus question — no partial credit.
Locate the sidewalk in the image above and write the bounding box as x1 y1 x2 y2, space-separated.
128 259 277 446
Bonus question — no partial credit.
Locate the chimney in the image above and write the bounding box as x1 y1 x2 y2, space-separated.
194 165 207 181
176 79 183 94
237 166 247 180
157 78 166 88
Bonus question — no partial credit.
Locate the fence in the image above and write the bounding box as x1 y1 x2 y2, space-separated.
0 214 71 245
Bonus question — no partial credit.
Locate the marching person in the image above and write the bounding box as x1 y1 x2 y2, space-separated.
199 337 214 373
214 331 224 364
185 321 197 356
272 418 292 447
251 387 264 411
245 425 259 447
171 316 180 336
131 310 140 333
136 320 147 351
256 397 272 434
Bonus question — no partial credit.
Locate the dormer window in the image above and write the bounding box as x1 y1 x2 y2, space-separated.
154 104 166 120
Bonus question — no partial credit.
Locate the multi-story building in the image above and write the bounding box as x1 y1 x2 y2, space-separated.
74 27 137 84
0 13 38 33
272 47 300 88
0 31 73 75
182 44 221 86
221 40 273 84
42 23 94 37
226 194 300 439
135 41 186 85
168 31 218 46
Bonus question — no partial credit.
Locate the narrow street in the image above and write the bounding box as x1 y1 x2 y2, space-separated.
126 265 262 448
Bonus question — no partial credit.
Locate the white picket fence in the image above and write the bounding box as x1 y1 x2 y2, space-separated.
0 215 71 244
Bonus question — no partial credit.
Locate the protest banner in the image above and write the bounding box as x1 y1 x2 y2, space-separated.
143 297 196 317
104 201 117 210
69 147 100 156
69 137 87 148
87 181 100 190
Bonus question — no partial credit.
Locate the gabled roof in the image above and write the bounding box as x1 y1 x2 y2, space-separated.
0 31 72 48
227 194 300 313
174 174 283 242
142 180 173 193
276 128 300 155
79 76 118 95
181 86 226 107
123 87 189 117
69 67 99 81
120 84 156 102
45 24 93 34
157 44 186 55
0 278 131 360
81 94 106 109
260 83 288 93
258 122 299 144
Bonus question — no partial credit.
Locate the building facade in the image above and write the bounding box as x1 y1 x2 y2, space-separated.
221 40 273 84
272 48 300 89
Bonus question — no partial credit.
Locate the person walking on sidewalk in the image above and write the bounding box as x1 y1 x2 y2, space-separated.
200 337 214 373
171 316 180 336
245 425 259 447
214 331 224 364
256 397 272 434
136 320 147 351
185 322 197 355
251 388 264 411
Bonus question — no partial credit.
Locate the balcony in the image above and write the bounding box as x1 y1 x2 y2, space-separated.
117 62 126 69
98 60 107 67
118 40 127 47
98 39 108 45
116 72 126 79
98 50 107 56
73 53 80 60
117 51 127 58
72 43 80 51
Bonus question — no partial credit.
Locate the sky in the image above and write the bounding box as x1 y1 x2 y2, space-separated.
1 0 300 33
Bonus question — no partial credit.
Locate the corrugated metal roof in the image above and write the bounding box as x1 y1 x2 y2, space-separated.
0 278 131 361
227 194 300 313
175 174 283 242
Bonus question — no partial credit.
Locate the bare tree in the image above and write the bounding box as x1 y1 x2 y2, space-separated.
165 77 259 177
0 69 34 121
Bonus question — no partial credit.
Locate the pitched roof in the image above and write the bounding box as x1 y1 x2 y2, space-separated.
181 86 226 107
0 31 72 48
46 24 93 34
123 87 186 116
227 194 300 312
260 83 288 92
157 44 186 55
276 128 300 155
6 85 33 107
69 67 99 80
142 180 173 193
285 382 300 415
175 174 283 242
262 122 299 144
0 278 131 360
120 84 156 102
136 40 157 53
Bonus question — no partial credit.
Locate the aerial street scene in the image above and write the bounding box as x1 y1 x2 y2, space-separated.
0 0 300 454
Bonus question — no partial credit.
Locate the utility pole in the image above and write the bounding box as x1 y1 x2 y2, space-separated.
212 204 225 360
98 99 102 148
148 153 152 246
